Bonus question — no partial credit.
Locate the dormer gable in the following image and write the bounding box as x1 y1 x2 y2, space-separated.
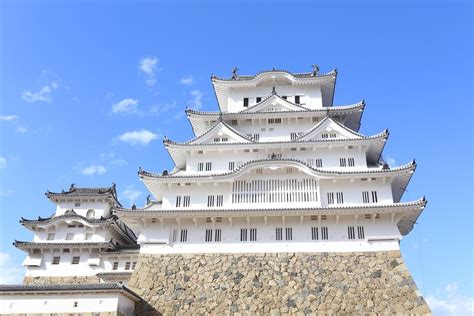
184 120 252 145
297 117 365 141
241 94 308 113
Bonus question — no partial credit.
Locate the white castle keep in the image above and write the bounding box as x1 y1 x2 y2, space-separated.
117 65 426 255
0 66 430 315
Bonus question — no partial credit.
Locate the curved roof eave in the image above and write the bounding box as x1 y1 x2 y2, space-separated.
139 158 416 181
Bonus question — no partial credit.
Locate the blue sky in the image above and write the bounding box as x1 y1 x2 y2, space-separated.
0 1 472 314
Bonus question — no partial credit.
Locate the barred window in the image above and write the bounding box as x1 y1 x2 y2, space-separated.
371 191 378 203
327 192 335 205
205 229 213 242
348 226 356 240
321 227 329 240
362 191 370 203
71 256 80 265
311 227 319 240
112 262 118 270
357 226 365 239
250 228 257 241
315 159 323 168
197 162 204 171
205 162 212 171
180 229 188 242
275 228 283 241
207 195 215 207
215 229 222 242
229 161 235 170
348 158 355 167
336 192 344 204
216 195 223 207
183 196 190 207
340 158 347 167
240 228 248 242
125 262 131 270
285 228 293 240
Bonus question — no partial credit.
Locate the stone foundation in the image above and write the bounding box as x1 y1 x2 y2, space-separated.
23 275 100 285
129 251 430 315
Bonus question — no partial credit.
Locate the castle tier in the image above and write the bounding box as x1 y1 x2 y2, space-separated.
116 67 426 256
15 184 139 285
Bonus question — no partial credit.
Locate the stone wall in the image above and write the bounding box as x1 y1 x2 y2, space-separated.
129 251 430 315
23 275 100 285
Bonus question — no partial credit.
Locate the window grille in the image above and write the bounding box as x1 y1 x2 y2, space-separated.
348 226 356 240
321 227 329 240
71 256 80 264
197 162 204 171
336 192 344 204
205 229 213 242
275 228 283 241
215 229 222 242
250 228 257 241
52 256 60 265
357 226 365 239
243 98 249 107
340 158 347 167
125 262 131 270
240 229 248 241
315 159 323 168
327 192 335 204
371 191 378 203
311 227 319 240
231 179 318 204
362 191 370 203
112 262 118 270
180 229 188 242
205 162 212 171
348 158 355 167
285 228 293 240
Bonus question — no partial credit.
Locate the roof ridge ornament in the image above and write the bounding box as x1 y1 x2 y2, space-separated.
311 64 320 77
271 86 277 95
231 67 239 80
69 183 76 191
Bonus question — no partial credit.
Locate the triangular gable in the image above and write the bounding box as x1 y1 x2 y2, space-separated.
241 95 307 113
297 117 365 141
187 121 252 145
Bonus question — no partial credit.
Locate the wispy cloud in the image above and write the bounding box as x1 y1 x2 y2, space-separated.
0 115 17 122
112 98 139 114
122 185 142 205
149 102 177 116
118 130 158 146
99 152 127 167
21 81 59 103
189 89 203 110
0 156 6 169
0 252 23 284
139 56 159 86
16 127 27 134
0 189 14 196
385 156 396 166
426 282 474 315
180 76 194 85
81 165 106 176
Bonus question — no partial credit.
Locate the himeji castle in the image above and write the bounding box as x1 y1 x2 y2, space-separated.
0 66 431 315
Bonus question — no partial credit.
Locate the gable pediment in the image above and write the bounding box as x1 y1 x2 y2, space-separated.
297 117 364 141
241 95 307 113
187 121 252 145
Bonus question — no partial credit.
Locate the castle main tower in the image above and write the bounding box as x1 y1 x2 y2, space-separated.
116 66 430 314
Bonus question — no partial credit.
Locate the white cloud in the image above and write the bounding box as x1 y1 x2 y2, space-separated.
139 56 159 86
122 185 142 204
112 98 139 114
385 156 396 166
149 102 177 116
426 282 474 316
0 156 6 169
21 81 59 103
0 189 14 196
0 115 17 122
189 89 203 110
81 165 106 175
118 130 158 146
0 252 23 284
180 76 194 85
16 126 27 134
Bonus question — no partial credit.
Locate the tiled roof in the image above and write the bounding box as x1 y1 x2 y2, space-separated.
20 212 119 225
115 198 427 216
0 283 142 300
13 241 113 250
45 183 121 206
211 68 337 82
185 101 364 116
139 158 415 179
